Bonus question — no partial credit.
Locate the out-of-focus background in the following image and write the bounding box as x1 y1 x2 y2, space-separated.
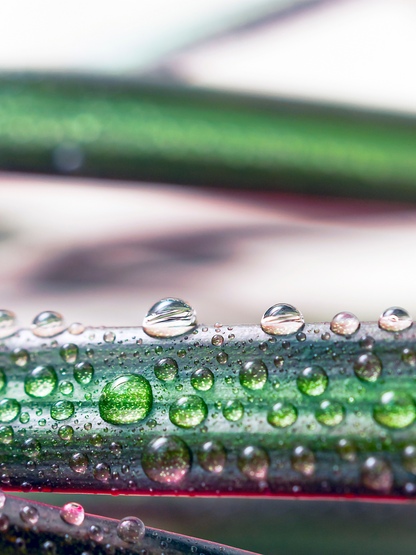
4 1 416 553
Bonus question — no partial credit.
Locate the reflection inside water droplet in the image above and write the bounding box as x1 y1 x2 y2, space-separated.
143 298 197 338
330 312 359 335
379 307 412 332
261 304 304 336
32 311 66 337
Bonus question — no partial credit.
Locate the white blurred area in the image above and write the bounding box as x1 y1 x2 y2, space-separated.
1 174 416 327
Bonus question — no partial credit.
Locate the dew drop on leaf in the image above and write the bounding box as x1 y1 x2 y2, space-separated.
117 516 146 543
32 311 66 337
24 366 58 398
238 446 269 481
0 310 18 339
99 375 153 425
261 303 304 336
198 441 226 474
141 436 191 484
143 298 197 338
297 366 328 396
239 360 268 390
60 502 85 525
169 395 208 428
330 312 360 335
379 307 412 332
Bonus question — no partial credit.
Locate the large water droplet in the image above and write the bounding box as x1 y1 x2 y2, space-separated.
239 360 268 390
23 438 41 457
117 517 145 544
0 399 20 423
60 502 84 526
60 344 78 364
0 310 18 339
316 400 345 426
330 312 359 335
154 358 178 382
32 311 66 337
58 425 74 441
0 426 13 444
11 348 29 367
373 391 416 428
379 307 412 332
74 362 94 385
94 462 111 482
169 395 208 428
99 375 153 425
103 331 115 343
191 367 214 391
198 441 226 474
143 298 197 338
361 457 393 492
267 402 297 428
297 366 328 396
24 366 57 398
69 453 88 473
223 399 244 421
238 446 269 481
141 436 191 483
59 381 74 395
20 505 39 525
51 400 74 421
354 353 382 382
403 445 416 474
291 446 315 475
261 304 304 336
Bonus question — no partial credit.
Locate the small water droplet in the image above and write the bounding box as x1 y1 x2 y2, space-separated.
51 400 74 421
0 310 18 339
103 331 115 343
330 312 359 335
20 505 39 525
94 462 111 482
143 298 197 338
198 441 226 473
360 336 375 350
291 446 315 476
141 436 191 483
59 381 74 396
154 358 178 382
297 366 328 396
267 402 297 428
337 438 356 462
74 362 94 385
373 391 416 428
117 517 145 544
69 453 88 473
0 426 13 444
316 400 345 426
216 351 228 364
60 502 84 526
402 348 416 366
169 395 208 428
274 356 284 368
68 322 85 335
362 457 393 492
99 375 153 425
11 348 29 367
32 311 66 337
379 307 412 332
20 412 30 424
0 399 20 423
261 304 304 336
354 353 382 382
238 446 269 481
25 366 58 398
58 425 74 441
88 524 103 542
191 367 214 391
223 399 244 421
403 445 416 474
239 360 268 390
211 335 224 347
60 344 79 364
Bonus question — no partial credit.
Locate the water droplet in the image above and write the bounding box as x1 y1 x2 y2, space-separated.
274 356 284 368
198 441 226 473
261 304 304 336
0 399 20 423
99 375 153 425
94 462 111 482
117 517 145 544
0 491 5 509
402 348 416 366
24 366 57 398
59 381 74 396
88 524 103 542
143 298 197 338
403 445 416 474
191 368 214 391
154 358 178 382
379 307 412 332
354 353 382 382
223 399 244 421
362 457 393 492
373 391 416 428
169 395 208 428
337 438 356 462
297 366 328 396
11 348 29 367
211 335 224 347
360 336 375 350
239 360 268 390
20 412 29 424
69 453 88 473
51 400 74 421
20 505 39 525
0 426 13 444
141 436 191 483
291 446 315 475
238 446 269 481
0 369 6 393
58 425 74 441
315 400 345 426
60 344 78 364
74 362 94 385
330 312 359 335
216 351 228 364
32 311 66 337
60 502 84 526
267 402 297 428
0 514 9 532
103 331 115 343
0 310 18 339
68 322 85 335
